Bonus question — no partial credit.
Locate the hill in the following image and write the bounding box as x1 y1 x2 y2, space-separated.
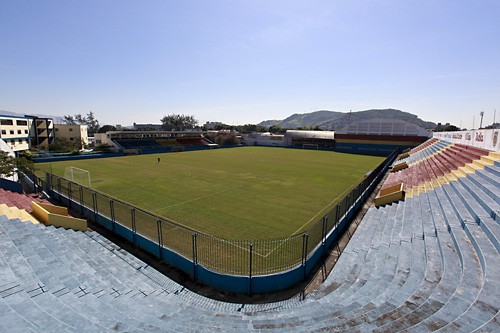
258 109 436 130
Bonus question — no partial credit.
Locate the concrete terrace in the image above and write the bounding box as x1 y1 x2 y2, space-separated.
0 138 499 332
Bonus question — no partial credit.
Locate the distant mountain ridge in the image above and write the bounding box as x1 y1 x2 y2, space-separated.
258 109 436 130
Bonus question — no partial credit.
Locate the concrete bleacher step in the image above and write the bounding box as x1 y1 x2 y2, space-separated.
445 181 500 253
457 177 500 219
0 218 187 326
0 221 107 332
484 162 500 177
476 167 500 189
390 191 461 331
26 220 202 327
440 223 500 332
358 239 426 330
430 187 488 331
312 207 383 301
0 204 39 224
467 173 500 205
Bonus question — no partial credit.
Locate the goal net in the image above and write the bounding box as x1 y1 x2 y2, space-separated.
64 166 91 188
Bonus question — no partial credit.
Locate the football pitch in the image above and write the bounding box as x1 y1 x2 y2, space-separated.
38 147 384 240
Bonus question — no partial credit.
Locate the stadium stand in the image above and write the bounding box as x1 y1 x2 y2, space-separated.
113 139 163 150
0 138 498 332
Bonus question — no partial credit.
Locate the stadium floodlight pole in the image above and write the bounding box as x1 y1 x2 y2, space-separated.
479 111 484 129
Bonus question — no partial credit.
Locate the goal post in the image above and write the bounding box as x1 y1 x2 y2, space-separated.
64 166 91 188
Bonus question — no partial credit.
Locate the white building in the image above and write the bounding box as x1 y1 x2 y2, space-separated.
54 124 89 148
244 132 285 146
0 114 31 153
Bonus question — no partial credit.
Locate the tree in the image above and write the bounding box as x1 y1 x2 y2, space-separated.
49 138 80 153
160 114 198 131
85 111 100 135
14 156 35 175
212 132 239 146
269 125 286 134
0 151 35 177
97 125 117 133
435 123 461 132
0 150 16 177
62 111 100 136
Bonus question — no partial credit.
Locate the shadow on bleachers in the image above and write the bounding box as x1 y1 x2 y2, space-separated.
0 138 498 331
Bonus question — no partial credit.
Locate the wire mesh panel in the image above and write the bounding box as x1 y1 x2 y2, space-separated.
134 209 159 242
95 192 112 219
80 186 95 211
161 220 194 259
252 236 303 275
196 234 251 276
305 219 324 255
58 177 71 198
112 200 133 229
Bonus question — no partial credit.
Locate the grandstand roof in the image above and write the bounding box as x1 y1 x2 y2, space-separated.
284 130 335 139
336 118 430 137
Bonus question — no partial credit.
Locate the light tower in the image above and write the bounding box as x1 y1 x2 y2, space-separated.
479 111 484 129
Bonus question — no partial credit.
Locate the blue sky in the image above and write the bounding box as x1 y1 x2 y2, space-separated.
1 0 499 129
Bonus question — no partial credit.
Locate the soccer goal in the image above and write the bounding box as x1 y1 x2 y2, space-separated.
64 166 91 188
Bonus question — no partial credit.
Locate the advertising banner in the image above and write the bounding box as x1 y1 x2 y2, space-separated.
433 129 500 152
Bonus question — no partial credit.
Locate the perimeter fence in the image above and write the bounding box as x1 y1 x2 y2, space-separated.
25 149 397 281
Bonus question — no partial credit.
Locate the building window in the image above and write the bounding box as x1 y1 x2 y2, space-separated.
16 120 28 126
69 128 73 132
18 129 22 134
24 130 28 134
18 139 23 144
10 130 14 135
69 137 74 141
1 130 5 135
1 119 13 125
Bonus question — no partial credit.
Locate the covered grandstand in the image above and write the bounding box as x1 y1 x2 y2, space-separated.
335 118 431 156
94 130 214 153
283 130 335 148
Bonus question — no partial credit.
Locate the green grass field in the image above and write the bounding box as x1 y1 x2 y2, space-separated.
38 147 384 240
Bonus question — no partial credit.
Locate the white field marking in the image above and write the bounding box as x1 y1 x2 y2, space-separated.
153 185 244 212
289 174 367 237
212 237 279 258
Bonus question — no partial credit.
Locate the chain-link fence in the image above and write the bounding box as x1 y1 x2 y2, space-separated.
27 149 397 277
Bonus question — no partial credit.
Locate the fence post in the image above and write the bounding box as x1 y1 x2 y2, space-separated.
249 242 253 295
68 182 72 209
79 186 84 215
322 216 327 253
335 204 340 228
131 208 137 246
110 200 115 232
157 219 163 259
92 192 97 219
192 233 197 280
45 172 51 194
302 233 309 279
57 178 62 200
